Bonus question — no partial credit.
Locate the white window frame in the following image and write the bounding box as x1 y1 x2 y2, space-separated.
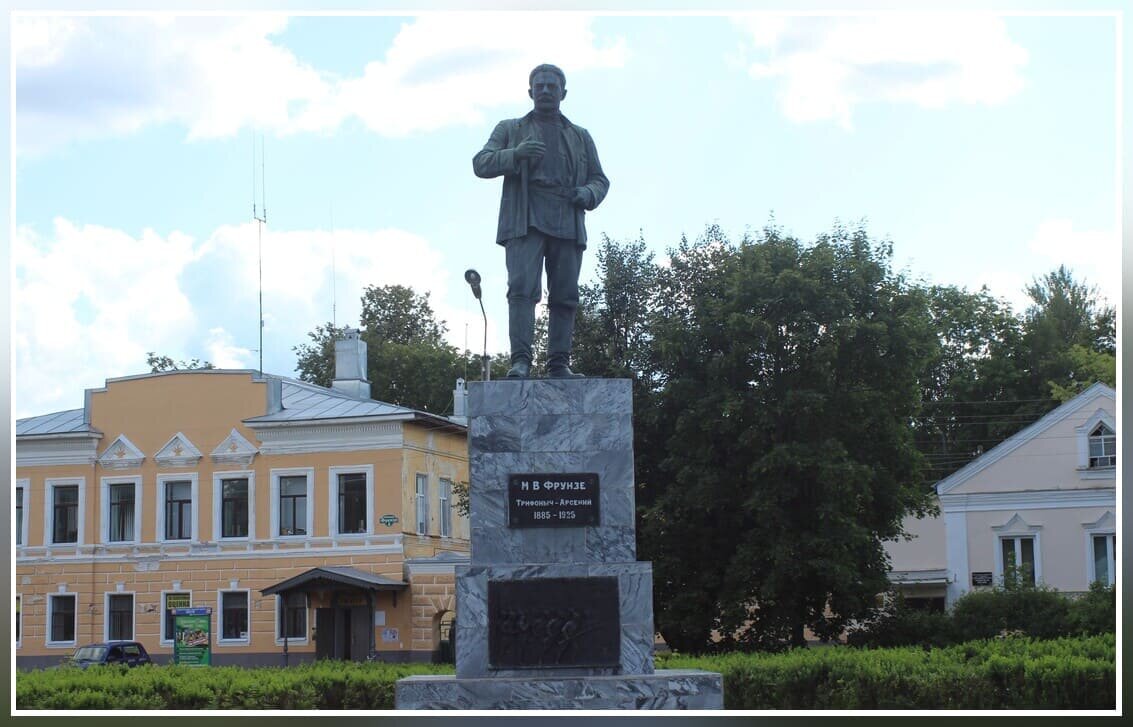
156 473 199 543
45 478 85 546
439 478 452 538
15 593 22 648
992 513 1043 585
217 589 251 645
213 470 256 541
1087 422 1116 468
328 465 374 537
160 589 193 645
46 592 79 648
1076 409 1117 476
274 592 309 645
270 468 314 539
104 591 136 642
100 476 143 545
15 479 29 548
415 473 430 535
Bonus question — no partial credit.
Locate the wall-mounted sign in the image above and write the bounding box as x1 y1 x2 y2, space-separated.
381 627 399 643
172 607 212 666
971 572 994 586
379 514 399 527
508 473 599 528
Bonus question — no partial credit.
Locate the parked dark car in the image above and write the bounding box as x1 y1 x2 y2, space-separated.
66 641 152 668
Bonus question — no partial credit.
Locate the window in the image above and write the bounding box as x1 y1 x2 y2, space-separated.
1088 423 1116 468
337 473 367 534
416 474 429 535
108 482 136 542
15 486 23 546
48 593 77 645
220 591 249 642
165 480 192 540
439 478 452 538
277 593 307 640
52 485 79 544
1092 533 1117 587
106 593 134 641
1001 536 1036 585
221 478 250 538
162 592 191 643
279 476 307 536
15 595 21 647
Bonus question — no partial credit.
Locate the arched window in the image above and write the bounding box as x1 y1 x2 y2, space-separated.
1088 423 1116 468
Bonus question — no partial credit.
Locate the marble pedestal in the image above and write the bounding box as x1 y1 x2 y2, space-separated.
395 379 722 710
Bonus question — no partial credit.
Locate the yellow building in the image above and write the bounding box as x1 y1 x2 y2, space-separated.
15 345 470 668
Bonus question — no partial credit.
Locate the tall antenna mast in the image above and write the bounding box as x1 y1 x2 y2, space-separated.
252 132 267 375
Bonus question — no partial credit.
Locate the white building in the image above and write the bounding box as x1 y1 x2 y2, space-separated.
887 382 1117 607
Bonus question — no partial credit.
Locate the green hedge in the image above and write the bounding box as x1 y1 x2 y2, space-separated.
848 582 1116 648
16 660 450 710
18 635 1115 710
658 634 1115 709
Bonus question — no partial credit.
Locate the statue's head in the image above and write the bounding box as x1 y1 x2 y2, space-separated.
528 63 567 114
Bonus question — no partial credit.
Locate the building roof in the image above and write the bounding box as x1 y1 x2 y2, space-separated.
248 376 418 423
16 369 465 437
935 381 1116 495
15 408 93 437
260 566 407 596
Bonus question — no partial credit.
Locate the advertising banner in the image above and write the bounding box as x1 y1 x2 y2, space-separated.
172 607 212 666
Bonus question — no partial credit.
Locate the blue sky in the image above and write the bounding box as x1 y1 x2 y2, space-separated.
11 9 1121 419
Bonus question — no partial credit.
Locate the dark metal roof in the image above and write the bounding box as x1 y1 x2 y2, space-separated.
259 566 407 596
15 408 93 437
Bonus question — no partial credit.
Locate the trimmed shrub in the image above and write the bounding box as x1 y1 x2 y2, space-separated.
657 634 1115 709
1067 581 1116 635
950 582 1071 642
18 636 1115 710
846 592 954 648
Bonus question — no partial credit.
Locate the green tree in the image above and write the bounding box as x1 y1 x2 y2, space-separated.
640 223 937 653
292 285 502 413
146 353 215 372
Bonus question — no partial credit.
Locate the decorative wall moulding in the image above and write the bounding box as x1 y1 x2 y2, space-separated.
98 434 146 470
210 428 259 467
154 432 203 468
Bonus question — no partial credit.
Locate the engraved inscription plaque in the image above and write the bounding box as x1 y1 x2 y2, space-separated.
508 473 600 528
488 577 620 669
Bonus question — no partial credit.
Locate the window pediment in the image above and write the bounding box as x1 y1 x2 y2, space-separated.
211 428 258 467
992 512 1042 535
98 435 145 470
155 432 202 468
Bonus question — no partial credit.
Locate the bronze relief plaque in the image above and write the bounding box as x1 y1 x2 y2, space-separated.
488 576 620 669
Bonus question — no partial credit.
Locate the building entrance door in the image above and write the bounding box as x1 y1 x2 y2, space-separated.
315 606 371 661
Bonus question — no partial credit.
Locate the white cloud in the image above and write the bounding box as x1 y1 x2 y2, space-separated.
733 14 1028 128
950 219 1119 315
14 219 204 416
1025 218 1119 306
14 217 503 418
14 13 627 153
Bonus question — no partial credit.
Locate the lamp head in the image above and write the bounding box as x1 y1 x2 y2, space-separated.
464 269 482 299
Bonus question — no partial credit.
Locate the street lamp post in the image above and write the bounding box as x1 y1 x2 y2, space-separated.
464 269 490 381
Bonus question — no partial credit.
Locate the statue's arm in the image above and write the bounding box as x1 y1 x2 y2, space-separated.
472 120 519 179
580 130 609 211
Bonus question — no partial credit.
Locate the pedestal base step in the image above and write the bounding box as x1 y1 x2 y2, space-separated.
395 668 723 710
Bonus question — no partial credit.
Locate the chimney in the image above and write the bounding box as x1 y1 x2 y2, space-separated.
451 378 468 425
331 328 371 399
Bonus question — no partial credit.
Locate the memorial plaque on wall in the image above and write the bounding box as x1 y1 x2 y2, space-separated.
971 571 994 586
507 473 600 528
488 577 620 669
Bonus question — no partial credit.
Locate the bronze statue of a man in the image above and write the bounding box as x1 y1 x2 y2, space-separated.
473 63 610 378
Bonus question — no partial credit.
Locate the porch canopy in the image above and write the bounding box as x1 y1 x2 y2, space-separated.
262 566 409 662
261 565 407 601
